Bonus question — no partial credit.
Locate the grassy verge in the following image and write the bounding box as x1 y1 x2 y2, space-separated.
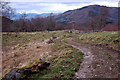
73 31 119 51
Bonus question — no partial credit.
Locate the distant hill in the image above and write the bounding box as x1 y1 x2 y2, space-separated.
55 5 118 24
12 13 60 20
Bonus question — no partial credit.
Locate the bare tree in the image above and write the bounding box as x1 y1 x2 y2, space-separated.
13 20 20 36
1 1 16 33
0 1 15 19
31 16 45 31
45 13 56 31
97 6 108 31
87 6 108 31
89 19 96 32
87 11 96 32
20 12 27 32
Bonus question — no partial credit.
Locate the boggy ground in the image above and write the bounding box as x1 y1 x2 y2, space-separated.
65 39 119 78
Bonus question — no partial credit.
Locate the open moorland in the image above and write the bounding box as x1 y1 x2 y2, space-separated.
2 30 119 79
1 1 120 79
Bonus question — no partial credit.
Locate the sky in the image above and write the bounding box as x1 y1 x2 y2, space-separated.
5 0 120 14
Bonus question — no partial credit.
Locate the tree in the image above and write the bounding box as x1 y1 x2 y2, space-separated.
1 1 15 32
97 6 108 31
31 16 45 31
0 1 15 19
12 12 27 33
87 6 108 31
88 18 96 32
13 20 21 36
45 13 56 31
87 11 96 32
20 12 27 32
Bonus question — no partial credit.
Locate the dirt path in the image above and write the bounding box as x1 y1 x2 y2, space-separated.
62 39 119 78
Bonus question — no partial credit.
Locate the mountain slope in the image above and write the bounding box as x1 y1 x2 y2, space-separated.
55 5 118 24
12 13 60 20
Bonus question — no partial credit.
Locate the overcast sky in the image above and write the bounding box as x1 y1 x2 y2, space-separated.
6 0 119 14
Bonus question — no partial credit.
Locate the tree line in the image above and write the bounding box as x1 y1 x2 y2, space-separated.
13 13 56 32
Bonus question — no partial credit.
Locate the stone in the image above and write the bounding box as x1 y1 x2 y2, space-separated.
69 30 72 33
109 67 112 70
52 36 57 39
38 62 50 71
17 44 20 47
40 40 44 42
15 72 21 79
36 45 41 48
3 61 50 80
79 37 81 40
60 74 64 77
47 39 54 44
44 30 49 33
3 68 18 80
73 68 77 72
23 68 32 75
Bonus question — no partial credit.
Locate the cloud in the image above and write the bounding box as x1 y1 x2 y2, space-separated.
34 1 118 13
34 3 86 12
10 1 119 14
17 10 43 14
89 1 118 7
9 0 119 2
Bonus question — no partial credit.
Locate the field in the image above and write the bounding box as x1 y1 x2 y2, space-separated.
2 30 119 79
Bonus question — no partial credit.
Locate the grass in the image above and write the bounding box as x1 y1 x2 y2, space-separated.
25 32 84 79
2 30 119 79
73 31 119 51
3 30 84 79
2 31 65 46
28 45 83 79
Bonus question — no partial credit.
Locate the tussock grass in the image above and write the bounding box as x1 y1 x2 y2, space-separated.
28 45 83 79
2 31 64 46
73 31 119 51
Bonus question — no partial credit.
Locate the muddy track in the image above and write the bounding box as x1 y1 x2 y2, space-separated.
61 38 119 78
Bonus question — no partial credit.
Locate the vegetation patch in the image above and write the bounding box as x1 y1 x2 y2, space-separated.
28 46 83 79
3 59 50 80
2 31 64 46
73 31 119 51
27 38 84 79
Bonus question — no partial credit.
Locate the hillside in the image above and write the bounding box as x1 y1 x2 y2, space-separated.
55 5 118 24
12 13 60 20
